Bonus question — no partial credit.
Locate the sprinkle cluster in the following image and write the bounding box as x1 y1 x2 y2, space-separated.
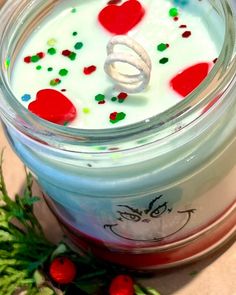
156 5 192 65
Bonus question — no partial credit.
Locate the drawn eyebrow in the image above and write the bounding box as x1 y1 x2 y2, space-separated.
144 195 163 214
117 205 142 216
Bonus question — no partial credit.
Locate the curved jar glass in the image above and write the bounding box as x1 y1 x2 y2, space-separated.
0 0 236 269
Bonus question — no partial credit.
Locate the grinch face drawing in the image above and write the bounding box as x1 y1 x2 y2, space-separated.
104 195 196 242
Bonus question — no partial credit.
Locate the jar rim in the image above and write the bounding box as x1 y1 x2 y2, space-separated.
0 0 236 149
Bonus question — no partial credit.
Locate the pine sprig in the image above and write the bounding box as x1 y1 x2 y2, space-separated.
0 151 55 295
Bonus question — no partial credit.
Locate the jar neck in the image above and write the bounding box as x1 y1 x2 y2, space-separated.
0 0 236 152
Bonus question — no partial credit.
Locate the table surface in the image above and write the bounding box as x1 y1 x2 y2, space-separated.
1 123 236 295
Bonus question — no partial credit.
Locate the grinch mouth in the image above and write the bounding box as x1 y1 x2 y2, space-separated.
104 209 196 242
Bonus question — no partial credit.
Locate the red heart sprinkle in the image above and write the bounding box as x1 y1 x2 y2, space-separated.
170 62 210 97
98 0 145 35
28 89 77 125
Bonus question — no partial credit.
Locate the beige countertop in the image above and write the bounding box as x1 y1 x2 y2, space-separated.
1 123 236 295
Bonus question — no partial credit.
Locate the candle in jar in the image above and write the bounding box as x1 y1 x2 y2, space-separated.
11 0 222 129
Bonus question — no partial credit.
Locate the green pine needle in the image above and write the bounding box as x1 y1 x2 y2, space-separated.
0 151 55 294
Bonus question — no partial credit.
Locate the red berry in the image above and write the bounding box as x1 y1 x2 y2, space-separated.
49 257 77 284
109 275 134 295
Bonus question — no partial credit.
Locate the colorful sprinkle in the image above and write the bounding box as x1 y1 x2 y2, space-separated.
118 92 128 100
159 57 169 64
111 97 117 102
110 112 126 124
47 38 57 46
179 24 187 28
48 47 57 55
62 50 72 57
182 31 192 38
59 69 69 76
157 43 169 52
24 56 31 63
61 89 67 92
72 31 78 36
108 0 122 4
21 94 31 102
71 8 77 13
48 67 53 72
62 50 77 61
83 65 97 75
98 100 106 105
83 107 90 114
50 78 61 86
95 94 105 102
169 7 179 17
36 65 42 70
5 58 10 70
37 52 45 59
31 55 40 63
74 42 84 50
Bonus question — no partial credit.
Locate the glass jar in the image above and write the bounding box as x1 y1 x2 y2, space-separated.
0 0 236 270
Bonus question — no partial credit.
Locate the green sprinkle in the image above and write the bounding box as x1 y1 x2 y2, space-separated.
59 69 69 76
31 55 40 63
95 94 105 102
111 97 117 102
50 78 61 86
74 42 84 50
159 57 169 64
36 65 42 70
48 48 57 55
169 7 179 17
71 8 77 13
72 31 78 36
157 43 168 52
69 52 77 61
5 58 10 70
110 112 126 124
47 38 57 46
48 67 53 72
118 99 125 103
83 107 90 114
63 121 69 126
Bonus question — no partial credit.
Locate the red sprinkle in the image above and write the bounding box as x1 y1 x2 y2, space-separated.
118 92 128 100
62 50 72 57
24 56 31 63
173 16 179 21
83 65 97 75
182 31 192 38
170 62 210 97
108 0 122 4
98 100 106 104
179 25 187 28
37 52 45 59
110 112 118 121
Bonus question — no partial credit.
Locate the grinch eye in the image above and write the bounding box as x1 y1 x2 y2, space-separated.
150 202 167 218
117 211 141 222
